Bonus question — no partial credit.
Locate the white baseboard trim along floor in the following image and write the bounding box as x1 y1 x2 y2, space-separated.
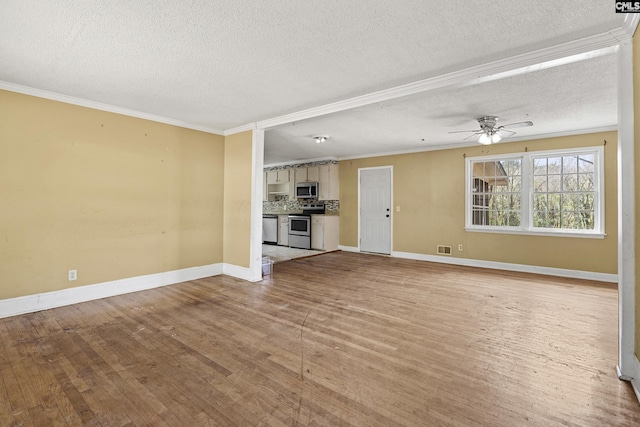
338 246 617 283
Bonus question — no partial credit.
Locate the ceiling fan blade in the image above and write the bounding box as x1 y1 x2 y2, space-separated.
448 129 481 134
496 128 516 136
500 121 533 129
462 132 482 141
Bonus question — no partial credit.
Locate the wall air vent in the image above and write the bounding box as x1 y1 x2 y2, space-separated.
437 245 452 255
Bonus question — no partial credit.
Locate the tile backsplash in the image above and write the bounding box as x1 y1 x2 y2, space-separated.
264 159 338 171
263 159 340 214
263 197 339 214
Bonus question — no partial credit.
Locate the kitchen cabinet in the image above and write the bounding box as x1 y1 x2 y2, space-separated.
264 168 293 201
263 171 268 201
288 176 296 200
311 215 339 251
294 166 319 183
267 169 290 184
278 215 289 246
318 163 339 201
294 167 306 184
306 166 319 182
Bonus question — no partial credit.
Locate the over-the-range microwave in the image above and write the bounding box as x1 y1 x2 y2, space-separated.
295 181 318 199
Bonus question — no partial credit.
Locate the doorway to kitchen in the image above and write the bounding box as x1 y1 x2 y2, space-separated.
359 166 392 255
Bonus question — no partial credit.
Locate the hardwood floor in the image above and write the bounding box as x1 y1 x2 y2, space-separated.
1 251 639 426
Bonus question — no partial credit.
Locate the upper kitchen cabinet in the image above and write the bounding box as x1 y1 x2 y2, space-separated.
294 167 306 184
264 168 293 201
266 169 290 184
294 166 318 184
263 171 268 201
306 166 319 182
318 164 339 201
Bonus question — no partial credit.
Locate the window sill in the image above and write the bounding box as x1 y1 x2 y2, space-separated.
464 227 606 239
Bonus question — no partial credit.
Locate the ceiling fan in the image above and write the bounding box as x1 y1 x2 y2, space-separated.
449 116 533 145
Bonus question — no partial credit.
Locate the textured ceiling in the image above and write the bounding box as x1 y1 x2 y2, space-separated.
265 53 618 163
0 1 627 163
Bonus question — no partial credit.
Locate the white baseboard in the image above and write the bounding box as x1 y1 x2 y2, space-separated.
337 246 617 282
632 357 640 404
222 263 262 282
0 263 223 319
391 251 618 283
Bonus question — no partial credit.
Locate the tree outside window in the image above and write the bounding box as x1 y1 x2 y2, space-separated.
466 147 603 236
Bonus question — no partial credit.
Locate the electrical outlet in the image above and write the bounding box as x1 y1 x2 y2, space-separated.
458 244 463 251
68 269 77 281
396 206 400 212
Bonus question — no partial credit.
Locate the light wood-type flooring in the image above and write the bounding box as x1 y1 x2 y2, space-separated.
261 245 324 263
1 252 639 426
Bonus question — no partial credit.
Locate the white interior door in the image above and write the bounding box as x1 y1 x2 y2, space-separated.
359 167 392 254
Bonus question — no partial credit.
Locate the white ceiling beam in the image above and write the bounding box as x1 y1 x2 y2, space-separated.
230 31 622 134
622 14 640 38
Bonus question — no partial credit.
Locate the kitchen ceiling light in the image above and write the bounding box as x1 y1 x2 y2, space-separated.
312 135 329 144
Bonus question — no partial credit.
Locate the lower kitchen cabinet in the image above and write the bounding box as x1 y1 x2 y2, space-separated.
278 215 289 246
311 215 339 251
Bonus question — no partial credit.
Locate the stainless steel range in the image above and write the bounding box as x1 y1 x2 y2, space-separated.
288 203 325 249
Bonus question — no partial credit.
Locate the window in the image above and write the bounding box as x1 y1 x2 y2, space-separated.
471 159 522 227
465 147 604 237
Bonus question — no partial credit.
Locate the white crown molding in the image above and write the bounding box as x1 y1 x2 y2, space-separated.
494 125 618 144
336 126 618 162
0 81 225 135
235 32 621 133
224 122 257 136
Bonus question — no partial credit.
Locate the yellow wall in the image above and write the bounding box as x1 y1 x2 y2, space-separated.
223 131 253 268
0 90 225 299
340 131 617 274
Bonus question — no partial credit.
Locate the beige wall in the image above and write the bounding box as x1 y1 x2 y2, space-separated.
340 131 618 274
223 131 253 268
0 90 225 300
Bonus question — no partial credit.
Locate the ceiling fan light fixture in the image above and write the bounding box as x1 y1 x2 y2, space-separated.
478 133 492 145
452 115 533 145
312 135 329 144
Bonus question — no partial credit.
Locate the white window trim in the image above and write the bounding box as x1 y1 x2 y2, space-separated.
464 146 605 238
